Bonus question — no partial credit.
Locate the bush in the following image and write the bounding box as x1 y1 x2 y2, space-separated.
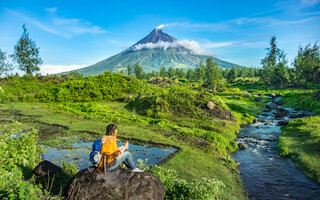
150 166 225 200
0 123 43 199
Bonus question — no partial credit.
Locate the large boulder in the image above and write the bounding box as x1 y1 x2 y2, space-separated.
275 108 287 118
278 120 289 126
266 102 277 109
33 160 63 177
66 167 165 200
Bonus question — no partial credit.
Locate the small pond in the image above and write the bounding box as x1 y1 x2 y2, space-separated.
42 141 177 170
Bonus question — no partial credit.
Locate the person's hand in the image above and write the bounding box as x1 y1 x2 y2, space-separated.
124 141 129 149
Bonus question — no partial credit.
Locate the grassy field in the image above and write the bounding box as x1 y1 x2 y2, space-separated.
277 116 320 184
0 101 250 199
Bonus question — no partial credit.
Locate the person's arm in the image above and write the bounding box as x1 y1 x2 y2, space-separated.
118 141 128 154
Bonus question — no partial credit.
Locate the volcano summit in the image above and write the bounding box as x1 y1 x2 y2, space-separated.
67 27 239 76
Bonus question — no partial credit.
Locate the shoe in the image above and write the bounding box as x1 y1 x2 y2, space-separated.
132 168 144 172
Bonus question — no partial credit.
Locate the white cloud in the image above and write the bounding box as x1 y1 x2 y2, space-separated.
40 64 86 75
6 9 108 37
300 0 320 7
132 40 211 55
45 7 57 13
202 41 242 49
202 40 266 49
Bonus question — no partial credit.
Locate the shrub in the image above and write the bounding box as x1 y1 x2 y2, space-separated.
150 166 225 200
0 123 43 199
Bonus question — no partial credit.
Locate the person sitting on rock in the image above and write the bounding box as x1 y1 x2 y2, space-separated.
97 124 143 173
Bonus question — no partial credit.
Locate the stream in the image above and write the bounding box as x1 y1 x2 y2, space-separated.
232 97 320 200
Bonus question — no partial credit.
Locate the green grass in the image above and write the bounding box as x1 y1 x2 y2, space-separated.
282 90 320 115
0 102 247 200
277 116 320 184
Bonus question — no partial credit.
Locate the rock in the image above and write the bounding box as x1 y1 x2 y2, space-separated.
254 97 264 102
66 167 165 200
290 111 316 118
266 102 277 109
274 99 283 105
264 121 270 125
207 101 215 110
32 106 43 110
278 120 289 126
238 143 247 150
275 108 287 118
235 161 240 167
256 126 260 129
270 93 277 99
33 160 63 177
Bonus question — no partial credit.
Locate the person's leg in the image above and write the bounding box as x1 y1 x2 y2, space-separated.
107 152 136 171
122 152 136 170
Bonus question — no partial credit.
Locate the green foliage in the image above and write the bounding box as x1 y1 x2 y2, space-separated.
282 90 320 114
128 90 231 120
134 63 144 79
205 57 223 87
127 65 132 76
277 137 289 157
150 166 225 200
0 123 43 199
0 72 151 103
294 42 320 85
62 162 78 176
0 49 14 77
278 116 320 184
260 36 290 88
13 25 42 75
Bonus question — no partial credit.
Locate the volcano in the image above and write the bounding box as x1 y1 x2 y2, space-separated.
67 28 239 76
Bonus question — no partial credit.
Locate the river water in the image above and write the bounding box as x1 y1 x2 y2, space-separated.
232 97 320 200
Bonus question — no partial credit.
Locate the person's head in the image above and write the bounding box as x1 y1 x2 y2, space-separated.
105 124 117 136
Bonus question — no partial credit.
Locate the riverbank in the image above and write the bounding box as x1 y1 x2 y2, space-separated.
277 116 320 184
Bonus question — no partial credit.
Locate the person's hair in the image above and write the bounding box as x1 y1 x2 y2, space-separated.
105 124 117 136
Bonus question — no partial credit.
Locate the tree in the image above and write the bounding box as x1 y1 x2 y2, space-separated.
127 65 132 76
260 36 289 88
134 63 143 79
159 66 167 77
13 25 42 75
205 57 222 87
227 67 237 83
293 42 320 85
186 68 194 80
168 67 175 78
0 49 14 77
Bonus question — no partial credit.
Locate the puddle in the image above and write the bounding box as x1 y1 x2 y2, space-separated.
42 141 177 170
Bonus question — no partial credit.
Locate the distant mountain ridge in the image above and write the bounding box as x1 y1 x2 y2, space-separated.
64 28 240 76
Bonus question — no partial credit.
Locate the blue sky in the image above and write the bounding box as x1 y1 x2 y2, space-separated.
0 0 319 74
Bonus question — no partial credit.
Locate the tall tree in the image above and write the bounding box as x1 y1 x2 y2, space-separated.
205 57 222 87
159 66 167 77
168 67 175 78
133 63 143 79
13 24 42 75
0 49 14 77
127 65 132 76
294 42 320 85
260 36 288 88
227 67 237 83
186 68 194 80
